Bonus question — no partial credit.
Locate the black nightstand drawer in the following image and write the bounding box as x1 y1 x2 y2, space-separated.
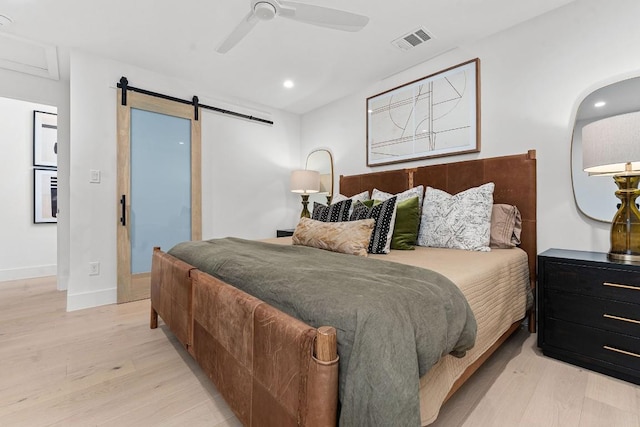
544 318 640 374
545 290 640 336
544 261 640 304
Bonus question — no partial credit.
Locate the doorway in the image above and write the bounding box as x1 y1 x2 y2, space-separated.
0 96 58 283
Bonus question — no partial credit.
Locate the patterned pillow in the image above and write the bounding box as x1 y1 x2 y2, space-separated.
311 199 352 222
292 217 375 256
350 197 398 254
417 183 494 251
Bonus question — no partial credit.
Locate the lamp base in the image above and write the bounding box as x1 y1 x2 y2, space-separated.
608 252 640 263
300 194 311 218
608 175 640 264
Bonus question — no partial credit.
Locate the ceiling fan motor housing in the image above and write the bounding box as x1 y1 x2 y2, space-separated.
254 2 277 20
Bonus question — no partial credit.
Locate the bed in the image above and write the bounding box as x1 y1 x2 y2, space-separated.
149 150 537 426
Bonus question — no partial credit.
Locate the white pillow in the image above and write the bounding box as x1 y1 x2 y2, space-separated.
372 186 424 211
331 191 370 216
417 183 495 251
332 190 369 204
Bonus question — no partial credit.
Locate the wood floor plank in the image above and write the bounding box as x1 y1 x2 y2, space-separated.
518 358 587 427
585 370 639 413
578 397 639 427
459 334 546 426
2 277 640 426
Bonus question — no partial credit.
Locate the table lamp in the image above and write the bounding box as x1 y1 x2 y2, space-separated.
290 170 320 218
582 111 640 263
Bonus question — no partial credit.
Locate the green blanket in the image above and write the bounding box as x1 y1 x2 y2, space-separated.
169 238 477 426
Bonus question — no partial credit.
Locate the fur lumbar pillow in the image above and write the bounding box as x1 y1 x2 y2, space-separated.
292 217 375 257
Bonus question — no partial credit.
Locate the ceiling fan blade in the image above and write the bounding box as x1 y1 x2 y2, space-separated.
278 1 369 32
216 11 259 53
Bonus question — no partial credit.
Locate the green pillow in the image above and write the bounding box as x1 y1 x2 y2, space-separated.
387 196 420 250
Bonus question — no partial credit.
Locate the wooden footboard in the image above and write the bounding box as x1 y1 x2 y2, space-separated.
150 248 339 426
149 247 196 351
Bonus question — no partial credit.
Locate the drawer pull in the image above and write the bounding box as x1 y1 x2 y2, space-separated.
603 346 640 359
603 282 640 291
603 314 640 325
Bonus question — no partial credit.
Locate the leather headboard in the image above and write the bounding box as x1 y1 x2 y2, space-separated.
339 150 537 284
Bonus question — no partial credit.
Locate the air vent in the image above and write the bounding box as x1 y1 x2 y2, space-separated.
392 27 432 51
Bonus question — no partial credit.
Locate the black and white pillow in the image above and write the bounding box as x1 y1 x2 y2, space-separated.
312 199 352 222
350 197 397 254
417 183 494 251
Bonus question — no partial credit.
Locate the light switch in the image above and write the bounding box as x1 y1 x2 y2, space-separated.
90 169 101 183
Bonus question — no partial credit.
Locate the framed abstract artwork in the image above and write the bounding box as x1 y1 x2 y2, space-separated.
34 168 58 223
366 58 480 166
33 110 58 168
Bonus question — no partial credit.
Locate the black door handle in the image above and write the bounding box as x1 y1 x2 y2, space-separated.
120 195 126 226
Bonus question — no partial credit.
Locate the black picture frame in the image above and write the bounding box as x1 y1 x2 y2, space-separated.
34 168 58 224
33 110 58 168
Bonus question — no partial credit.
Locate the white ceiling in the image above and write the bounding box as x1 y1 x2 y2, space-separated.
0 0 576 114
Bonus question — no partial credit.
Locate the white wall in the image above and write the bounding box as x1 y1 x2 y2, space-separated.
201 110 301 240
0 67 69 287
301 0 640 256
0 97 57 280
67 51 301 311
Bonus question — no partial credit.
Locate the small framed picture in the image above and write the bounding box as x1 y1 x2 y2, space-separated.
33 110 58 168
34 168 58 224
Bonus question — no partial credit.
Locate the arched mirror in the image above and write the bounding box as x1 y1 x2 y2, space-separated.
571 76 640 222
305 149 334 206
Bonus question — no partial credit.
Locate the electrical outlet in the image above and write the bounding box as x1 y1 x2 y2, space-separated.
89 262 100 276
90 170 101 183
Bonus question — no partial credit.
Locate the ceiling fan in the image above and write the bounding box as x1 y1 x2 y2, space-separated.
216 0 369 53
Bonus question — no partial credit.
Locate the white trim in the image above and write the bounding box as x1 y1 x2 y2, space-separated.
0 264 57 282
66 287 117 312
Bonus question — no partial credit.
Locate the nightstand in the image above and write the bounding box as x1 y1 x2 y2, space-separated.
537 249 640 385
276 229 295 237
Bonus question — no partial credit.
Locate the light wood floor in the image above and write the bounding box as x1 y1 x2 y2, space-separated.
1 277 639 427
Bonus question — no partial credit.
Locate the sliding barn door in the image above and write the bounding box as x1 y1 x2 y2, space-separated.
116 91 201 303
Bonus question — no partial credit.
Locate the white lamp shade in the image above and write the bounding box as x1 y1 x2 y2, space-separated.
582 111 640 175
290 169 320 194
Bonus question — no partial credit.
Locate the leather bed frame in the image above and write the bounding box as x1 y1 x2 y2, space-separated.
149 150 537 426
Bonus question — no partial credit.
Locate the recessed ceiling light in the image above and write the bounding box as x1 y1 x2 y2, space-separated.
594 101 606 108
283 80 294 89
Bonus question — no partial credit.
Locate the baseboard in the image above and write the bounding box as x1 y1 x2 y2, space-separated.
0 264 57 282
66 287 117 312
